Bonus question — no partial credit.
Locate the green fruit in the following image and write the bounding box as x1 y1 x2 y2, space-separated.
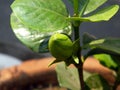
49 33 73 60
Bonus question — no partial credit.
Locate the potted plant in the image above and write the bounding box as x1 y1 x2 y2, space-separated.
10 0 120 90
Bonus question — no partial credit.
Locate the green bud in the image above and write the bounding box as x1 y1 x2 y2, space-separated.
49 33 73 60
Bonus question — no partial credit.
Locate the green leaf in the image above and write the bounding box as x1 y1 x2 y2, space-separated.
68 5 119 22
68 0 89 16
84 48 120 68
94 54 118 69
56 62 80 90
78 0 89 16
72 55 79 64
73 39 80 55
84 0 107 15
72 39 80 64
11 0 70 33
84 71 111 89
85 74 111 90
83 38 120 55
48 59 63 67
83 71 93 81
82 32 96 45
11 13 71 53
83 5 119 22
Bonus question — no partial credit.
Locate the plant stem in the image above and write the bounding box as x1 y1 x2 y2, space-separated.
73 0 79 15
72 1 84 89
75 63 84 90
72 22 84 90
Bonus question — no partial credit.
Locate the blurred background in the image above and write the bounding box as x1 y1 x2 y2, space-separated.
0 0 120 68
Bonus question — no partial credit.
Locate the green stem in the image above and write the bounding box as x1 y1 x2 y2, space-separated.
72 23 84 90
72 1 84 89
73 0 79 16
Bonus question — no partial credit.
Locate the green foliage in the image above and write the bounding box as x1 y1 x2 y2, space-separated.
94 54 118 69
10 0 71 52
83 38 120 55
83 37 120 69
11 0 119 52
85 74 111 90
11 0 70 32
10 0 120 90
68 0 89 16
11 13 48 52
82 32 96 45
68 0 108 16
84 0 107 15
82 5 119 22
56 62 81 90
72 39 81 64
68 5 119 22
56 63 111 90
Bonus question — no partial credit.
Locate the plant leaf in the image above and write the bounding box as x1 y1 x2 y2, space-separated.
85 74 111 90
84 48 120 68
94 54 118 69
56 62 80 90
11 0 70 33
68 5 119 22
78 0 89 16
72 55 79 64
83 38 120 55
82 32 96 45
84 0 107 15
48 59 63 67
11 13 71 53
73 39 80 55
68 0 89 16
83 5 119 22
72 39 80 64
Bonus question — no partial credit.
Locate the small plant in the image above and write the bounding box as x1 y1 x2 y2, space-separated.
10 0 120 90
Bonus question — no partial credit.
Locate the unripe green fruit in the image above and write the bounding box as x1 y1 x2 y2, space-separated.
49 33 73 60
